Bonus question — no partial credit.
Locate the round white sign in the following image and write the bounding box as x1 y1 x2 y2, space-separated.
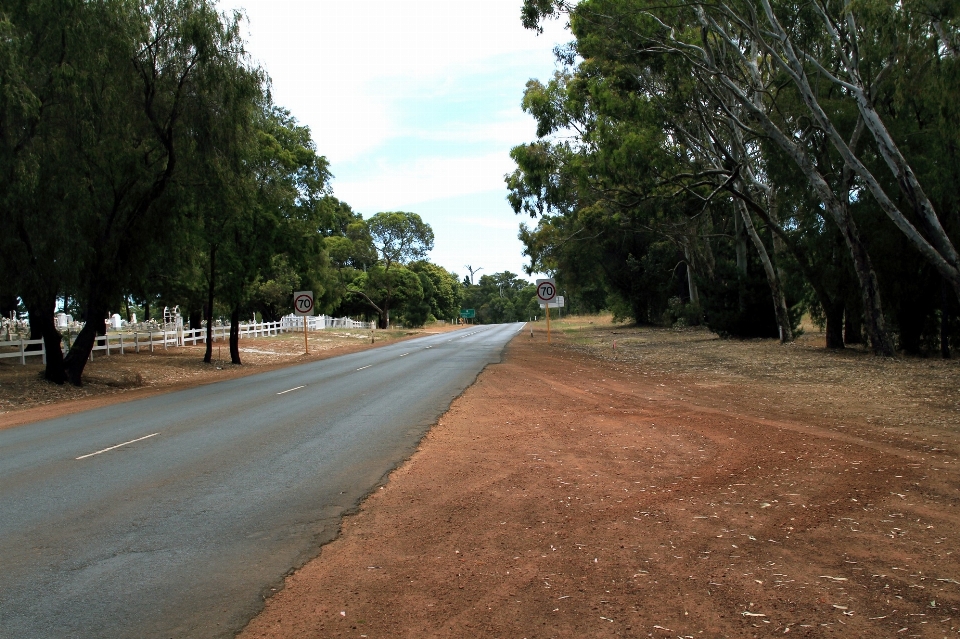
536 279 557 302
294 291 315 316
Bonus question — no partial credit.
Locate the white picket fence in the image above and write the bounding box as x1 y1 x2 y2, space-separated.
0 330 178 364
0 316 374 365
180 320 286 345
279 314 373 330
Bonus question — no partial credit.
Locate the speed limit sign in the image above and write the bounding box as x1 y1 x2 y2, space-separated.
293 290 315 316
536 278 557 302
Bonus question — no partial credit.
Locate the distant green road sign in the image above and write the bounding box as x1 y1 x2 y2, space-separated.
459 309 476 318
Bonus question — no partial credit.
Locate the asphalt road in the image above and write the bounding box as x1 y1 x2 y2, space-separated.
0 323 524 639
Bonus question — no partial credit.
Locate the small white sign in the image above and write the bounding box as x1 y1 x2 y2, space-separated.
538 296 565 309
294 290 315 316
536 278 557 302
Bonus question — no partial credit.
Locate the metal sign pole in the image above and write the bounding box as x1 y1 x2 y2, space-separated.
304 315 309 354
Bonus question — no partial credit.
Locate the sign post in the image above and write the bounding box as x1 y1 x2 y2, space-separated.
459 309 476 324
536 279 557 343
294 290 314 354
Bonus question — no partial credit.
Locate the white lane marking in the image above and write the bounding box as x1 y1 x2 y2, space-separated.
357 365 372 371
399 352 409 357
76 433 159 460
277 385 306 395
425 346 432 349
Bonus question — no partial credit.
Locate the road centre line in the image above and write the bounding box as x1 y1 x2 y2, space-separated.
399 353 409 357
357 365 372 371
76 433 159 460
277 385 306 395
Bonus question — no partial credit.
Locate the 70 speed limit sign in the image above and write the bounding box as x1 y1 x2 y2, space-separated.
536 278 557 302
293 290 315 316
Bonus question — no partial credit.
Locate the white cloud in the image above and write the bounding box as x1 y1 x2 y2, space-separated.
404 111 536 145
220 0 568 162
333 152 516 211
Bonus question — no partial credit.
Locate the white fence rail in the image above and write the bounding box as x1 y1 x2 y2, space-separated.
0 316 374 366
280 315 374 330
0 339 47 364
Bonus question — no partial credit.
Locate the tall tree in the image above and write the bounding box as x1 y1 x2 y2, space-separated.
353 211 434 328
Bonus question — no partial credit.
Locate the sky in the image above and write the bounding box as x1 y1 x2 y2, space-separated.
215 0 571 283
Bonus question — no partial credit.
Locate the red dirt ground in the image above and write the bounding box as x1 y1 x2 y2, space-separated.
238 319 960 639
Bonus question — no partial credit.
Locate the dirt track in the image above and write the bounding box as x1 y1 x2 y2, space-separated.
239 320 960 638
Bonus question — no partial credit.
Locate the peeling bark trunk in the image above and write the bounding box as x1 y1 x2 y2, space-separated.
733 213 748 277
756 0 960 302
836 213 892 354
682 241 701 307
737 202 793 342
686 263 700 307
730 92 891 352
692 7 896 355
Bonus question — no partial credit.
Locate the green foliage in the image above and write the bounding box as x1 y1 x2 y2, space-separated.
510 0 960 353
367 211 435 268
460 272 536 324
409 261 464 321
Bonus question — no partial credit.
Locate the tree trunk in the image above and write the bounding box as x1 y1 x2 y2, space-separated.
143 299 150 322
204 245 217 364
24 295 67 384
844 306 864 345
824 301 845 350
686 263 700 307
836 215 893 355
756 0 960 304
697 30 895 355
229 305 241 365
682 241 701 307
734 213 748 276
63 299 106 386
733 212 748 313
737 202 793 342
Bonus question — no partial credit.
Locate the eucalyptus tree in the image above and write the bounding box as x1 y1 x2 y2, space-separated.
520 0 960 354
408 261 463 322
352 211 434 328
507 72 715 327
